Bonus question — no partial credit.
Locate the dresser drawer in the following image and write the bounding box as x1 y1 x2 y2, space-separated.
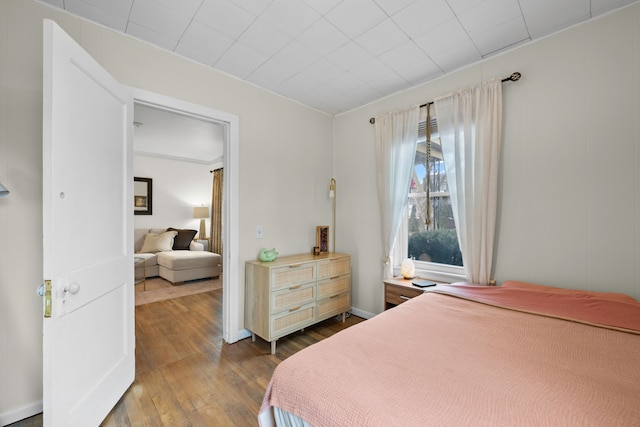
271 283 315 313
271 302 315 338
317 257 350 280
271 263 316 289
385 283 423 306
317 275 350 299
317 292 350 319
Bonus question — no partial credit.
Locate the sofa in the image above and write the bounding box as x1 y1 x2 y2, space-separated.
134 228 221 284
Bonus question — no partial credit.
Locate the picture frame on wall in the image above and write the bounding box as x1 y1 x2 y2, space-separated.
316 226 329 253
134 177 152 215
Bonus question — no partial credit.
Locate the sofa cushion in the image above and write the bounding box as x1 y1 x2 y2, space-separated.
139 230 178 253
167 227 197 250
156 251 221 271
134 228 151 253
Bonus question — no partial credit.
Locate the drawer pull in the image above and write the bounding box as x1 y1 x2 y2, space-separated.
400 295 411 301
289 305 301 312
329 276 340 280
289 285 301 290
330 294 340 299
289 264 301 268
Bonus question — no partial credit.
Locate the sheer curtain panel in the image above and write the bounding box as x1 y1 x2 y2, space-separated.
434 78 502 285
374 106 420 278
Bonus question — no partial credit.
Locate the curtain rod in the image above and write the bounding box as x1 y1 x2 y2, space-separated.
369 72 521 124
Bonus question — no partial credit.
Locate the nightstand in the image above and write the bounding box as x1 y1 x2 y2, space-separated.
384 277 446 310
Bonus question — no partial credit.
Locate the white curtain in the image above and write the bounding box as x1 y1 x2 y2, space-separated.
374 106 420 278
433 78 502 285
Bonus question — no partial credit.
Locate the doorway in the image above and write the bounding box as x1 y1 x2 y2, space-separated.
129 87 240 344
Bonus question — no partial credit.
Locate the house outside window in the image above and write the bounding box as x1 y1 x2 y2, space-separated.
406 116 463 270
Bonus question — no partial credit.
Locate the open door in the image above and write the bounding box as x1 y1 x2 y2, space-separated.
42 20 134 426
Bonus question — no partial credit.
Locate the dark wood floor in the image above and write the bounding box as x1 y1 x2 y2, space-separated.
10 289 363 426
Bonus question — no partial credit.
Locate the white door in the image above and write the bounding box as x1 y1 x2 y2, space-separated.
42 19 134 426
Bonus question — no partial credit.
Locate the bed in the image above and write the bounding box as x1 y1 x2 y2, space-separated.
258 281 640 426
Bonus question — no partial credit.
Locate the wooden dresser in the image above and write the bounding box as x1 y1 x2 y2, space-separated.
245 252 351 354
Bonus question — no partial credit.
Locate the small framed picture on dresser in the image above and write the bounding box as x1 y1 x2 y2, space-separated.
316 226 329 253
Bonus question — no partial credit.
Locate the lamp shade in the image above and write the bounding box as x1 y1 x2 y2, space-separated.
0 182 9 197
193 206 209 219
401 258 415 279
193 206 209 240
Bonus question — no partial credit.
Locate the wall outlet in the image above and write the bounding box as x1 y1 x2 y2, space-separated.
256 225 263 239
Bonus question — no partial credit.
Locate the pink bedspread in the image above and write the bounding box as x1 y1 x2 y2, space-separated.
261 283 640 426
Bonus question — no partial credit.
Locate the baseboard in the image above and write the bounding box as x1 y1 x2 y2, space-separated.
349 307 376 320
0 400 42 426
236 328 252 341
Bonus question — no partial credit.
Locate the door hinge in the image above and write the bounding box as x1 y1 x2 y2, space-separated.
44 280 52 318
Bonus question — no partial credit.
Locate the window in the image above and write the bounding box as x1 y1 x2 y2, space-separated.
406 113 463 268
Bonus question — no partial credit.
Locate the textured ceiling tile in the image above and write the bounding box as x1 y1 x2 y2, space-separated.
276 73 320 98
326 42 375 71
391 0 455 39
519 0 589 38
302 0 343 15
195 0 256 39
260 0 321 37
65 0 133 31
272 40 320 70
379 40 432 70
175 21 234 66
413 18 472 56
214 41 269 79
126 21 178 51
300 58 344 84
350 57 395 83
324 0 387 39
296 18 350 56
470 15 530 56
457 0 522 36
247 58 297 89
129 0 191 40
238 19 292 56
356 19 410 56
375 0 418 16
429 39 482 72
228 0 273 16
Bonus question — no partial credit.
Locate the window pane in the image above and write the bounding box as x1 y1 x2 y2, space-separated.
407 136 463 267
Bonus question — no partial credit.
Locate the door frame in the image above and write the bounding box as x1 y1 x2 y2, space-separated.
128 87 241 343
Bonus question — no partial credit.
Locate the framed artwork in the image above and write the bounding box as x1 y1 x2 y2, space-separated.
316 226 329 253
134 177 152 215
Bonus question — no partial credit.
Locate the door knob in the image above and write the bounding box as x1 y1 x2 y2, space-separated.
64 283 80 294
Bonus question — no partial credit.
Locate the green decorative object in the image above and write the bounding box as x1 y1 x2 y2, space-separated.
258 248 278 262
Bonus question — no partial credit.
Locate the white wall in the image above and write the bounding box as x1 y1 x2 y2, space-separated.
0 0 334 423
334 3 640 315
133 155 214 231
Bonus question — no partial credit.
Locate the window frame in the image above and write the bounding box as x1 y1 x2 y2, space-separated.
392 110 466 283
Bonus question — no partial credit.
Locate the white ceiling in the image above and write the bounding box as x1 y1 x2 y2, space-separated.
40 0 637 116
133 103 225 164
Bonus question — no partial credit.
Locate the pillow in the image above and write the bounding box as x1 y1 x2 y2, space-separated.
167 227 197 250
501 280 638 303
139 230 178 253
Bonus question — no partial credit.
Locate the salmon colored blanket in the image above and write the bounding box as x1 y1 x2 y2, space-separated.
260 282 640 426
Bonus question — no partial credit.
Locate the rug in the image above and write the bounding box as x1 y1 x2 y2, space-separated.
135 276 222 306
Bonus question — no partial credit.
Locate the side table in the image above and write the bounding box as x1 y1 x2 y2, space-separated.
134 257 146 291
383 277 447 310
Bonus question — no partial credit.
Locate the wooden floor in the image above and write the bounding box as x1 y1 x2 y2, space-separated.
10 289 363 426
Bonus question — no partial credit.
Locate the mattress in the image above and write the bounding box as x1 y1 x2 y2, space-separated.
259 282 640 426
